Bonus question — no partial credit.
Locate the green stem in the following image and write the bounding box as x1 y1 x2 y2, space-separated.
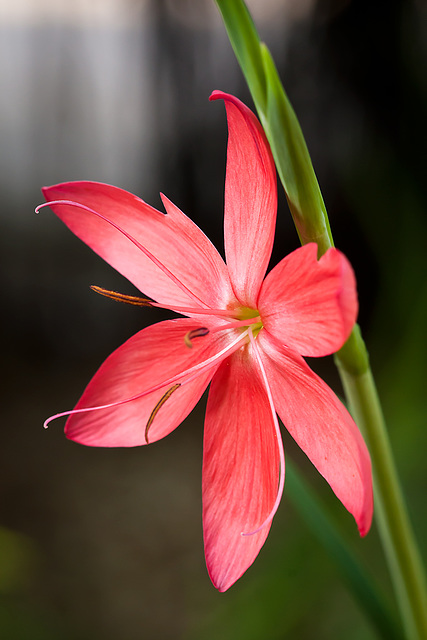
336 345 427 640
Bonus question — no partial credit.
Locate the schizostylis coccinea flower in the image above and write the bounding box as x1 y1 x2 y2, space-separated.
37 91 373 592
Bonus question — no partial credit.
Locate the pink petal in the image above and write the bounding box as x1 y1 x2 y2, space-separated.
210 91 277 307
64 319 232 447
258 244 358 357
42 182 235 310
203 346 280 592
258 331 373 536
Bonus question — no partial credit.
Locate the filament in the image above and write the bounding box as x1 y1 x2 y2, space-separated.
175 329 250 387
206 316 261 333
35 200 209 309
241 327 285 537
43 329 250 429
91 285 241 319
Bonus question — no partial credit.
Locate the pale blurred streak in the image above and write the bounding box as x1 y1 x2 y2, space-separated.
0 0 149 26
0 0 318 214
0 0 158 212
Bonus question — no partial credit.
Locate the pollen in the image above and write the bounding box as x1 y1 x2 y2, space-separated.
184 327 210 348
145 384 181 443
90 285 154 307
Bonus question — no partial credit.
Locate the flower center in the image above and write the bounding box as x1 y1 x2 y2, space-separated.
234 306 263 338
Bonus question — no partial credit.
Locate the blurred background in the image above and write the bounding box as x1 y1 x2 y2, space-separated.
1 0 426 638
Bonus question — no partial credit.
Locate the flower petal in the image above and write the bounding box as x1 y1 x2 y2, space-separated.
258 331 373 536
258 244 358 357
210 91 277 307
203 346 280 592
42 181 235 310
63 319 233 447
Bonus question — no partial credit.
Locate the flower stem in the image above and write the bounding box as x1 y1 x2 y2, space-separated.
336 335 427 640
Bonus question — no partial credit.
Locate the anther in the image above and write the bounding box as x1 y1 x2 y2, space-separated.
145 384 181 443
91 285 154 307
184 327 209 348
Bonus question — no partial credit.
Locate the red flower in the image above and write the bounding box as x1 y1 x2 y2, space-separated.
40 91 373 592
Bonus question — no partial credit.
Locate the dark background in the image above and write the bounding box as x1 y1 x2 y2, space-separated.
1 1 426 638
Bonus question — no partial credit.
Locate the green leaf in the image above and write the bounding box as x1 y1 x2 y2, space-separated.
214 0 266 114
215 0 333 255
260 44 333 254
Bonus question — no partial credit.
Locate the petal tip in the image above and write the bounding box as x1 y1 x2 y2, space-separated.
358 519 371 538
41 184 55 199
357 499 374 538
209 90 245 111
209 89 227 103
207 565 237 593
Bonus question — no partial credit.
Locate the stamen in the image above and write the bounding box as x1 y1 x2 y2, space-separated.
91 284 241 319
153 306 241 319
184 327 209 348
91 285 154 307
35 200 209 309
43 329 250 429
241 327 285 537
174 328 250 387
145 384 180 443
206 316 261 334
